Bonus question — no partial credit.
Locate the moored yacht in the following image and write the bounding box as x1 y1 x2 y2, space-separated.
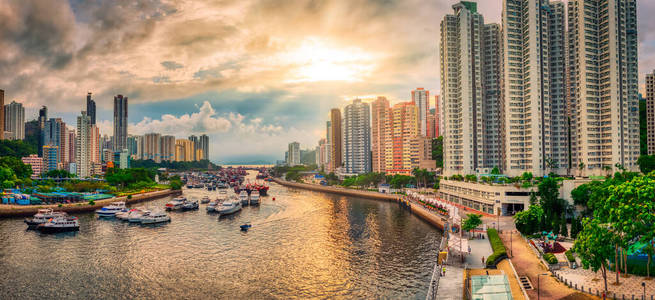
96 202 127 217
25 209 67 227
216 200 242 216
36 216 80 233
165 197 186 211
239 191 249 206
140 210 171 224
182 199 199 210
128 209 150 223
201 196 211 204
249 191 260 205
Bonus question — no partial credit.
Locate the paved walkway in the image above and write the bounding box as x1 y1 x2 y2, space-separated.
436 265 464 299
466 234 493 269
555 265 655 299
498 230 599 300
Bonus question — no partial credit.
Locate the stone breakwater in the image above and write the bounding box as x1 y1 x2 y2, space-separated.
272 178 446 230
0 189 182 217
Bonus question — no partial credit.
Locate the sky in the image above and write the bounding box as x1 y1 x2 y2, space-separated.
1 0 655 164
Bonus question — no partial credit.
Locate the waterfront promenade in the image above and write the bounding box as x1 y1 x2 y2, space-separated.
0 189 181 217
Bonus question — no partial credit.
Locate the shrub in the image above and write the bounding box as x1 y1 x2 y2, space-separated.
127 195 132 199
88 200 95 205
543 253 558 264
565 250 575 262
58 204 62 208
485 228 508 267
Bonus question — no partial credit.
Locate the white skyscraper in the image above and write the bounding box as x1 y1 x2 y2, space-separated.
76 111 91 178
440 2 502 175
501 0 568 177
342 99 371 174
4 101 24 140
287 142 300 166
412 88 429 137
568 0 639 176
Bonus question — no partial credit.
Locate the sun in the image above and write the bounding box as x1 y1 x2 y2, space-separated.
284 37 376 83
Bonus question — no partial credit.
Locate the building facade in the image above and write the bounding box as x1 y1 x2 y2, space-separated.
175 139 195 162
501 0 568 177
144 133 162 162
86 92 96 125
385 102 419 175
342 99 371 174
161 135 176 162
76 111 91 178
329 109 342 172
21 155 43 179
441 2 502 176
647 71 655 155
4 101 24 140
113 95 128 151
411 88 430 137
42 145 59 172
371 96 390 173
287 142 300 166
568 0 639 175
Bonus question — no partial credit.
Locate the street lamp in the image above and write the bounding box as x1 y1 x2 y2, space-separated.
537 273 548 300
510 230 513 258
642 282 646 300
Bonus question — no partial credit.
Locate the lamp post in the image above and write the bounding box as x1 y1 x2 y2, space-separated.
538 273 548 300
642 282 646 300
510 230 513 258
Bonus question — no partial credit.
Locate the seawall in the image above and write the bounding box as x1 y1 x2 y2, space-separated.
272 178 446 230
0 189 182 217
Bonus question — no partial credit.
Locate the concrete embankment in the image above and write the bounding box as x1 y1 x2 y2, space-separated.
272 178 447 230
0 189 182 217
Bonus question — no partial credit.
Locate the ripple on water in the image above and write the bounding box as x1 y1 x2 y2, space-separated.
0 181 441 299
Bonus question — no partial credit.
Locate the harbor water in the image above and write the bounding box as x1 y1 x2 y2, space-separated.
0 183 442 299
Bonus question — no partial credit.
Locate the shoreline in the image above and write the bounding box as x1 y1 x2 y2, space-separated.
0 189 182 218
272 178 447 230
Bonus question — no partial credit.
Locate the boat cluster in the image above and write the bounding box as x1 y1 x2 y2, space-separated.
24 209 79 233
97 201 172 224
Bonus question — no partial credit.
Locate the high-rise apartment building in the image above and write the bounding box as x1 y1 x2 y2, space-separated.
385 102 419 175
435 95 441 137
188 135 199 160
68 130 77 165
501 0 568 176
647 71 655 155
427 110 436 139
175 139 195 162
317 138 327 168
0 89 4 140
161 135 176 162
76 111 91 178
126 136 138 159
38 106 47 129
144 133 161 162
86 92 96 125
287 142 300 166
42 118 66 166
113 95 128 151
568 0 639 175
412 88 430 137
329 109 342 171
43 145 59 172
371 97 390 173
343 99 371 174
326 121 332 170
441 2 502 175
4 101 24 140
199 134 209 161
89 126 100 164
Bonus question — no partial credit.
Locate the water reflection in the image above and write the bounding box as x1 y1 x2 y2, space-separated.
0 183 441 299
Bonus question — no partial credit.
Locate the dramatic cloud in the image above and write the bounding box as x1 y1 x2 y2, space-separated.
2 0 654 162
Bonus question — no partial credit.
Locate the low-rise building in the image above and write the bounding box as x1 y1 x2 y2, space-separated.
21 154 43 179
438 179 534 216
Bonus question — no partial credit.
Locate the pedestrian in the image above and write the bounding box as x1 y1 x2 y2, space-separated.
442 266 446 276
482 256 485 265
468 245 471 254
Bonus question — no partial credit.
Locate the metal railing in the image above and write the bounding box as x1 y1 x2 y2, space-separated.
426 233 449 300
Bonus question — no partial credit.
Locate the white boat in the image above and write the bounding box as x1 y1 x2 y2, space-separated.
239 191 249 206
96 202 127 217
201 196 210 204
216 200 242 216
219 190 227 195
128 209 150 223
24 209 67 227
182 199 199 210
140 210 171 224
36 216 79 233
249 191 260 205
206 200 220 212
165 197 186 211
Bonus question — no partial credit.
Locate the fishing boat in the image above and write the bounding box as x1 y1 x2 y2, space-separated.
36 216 80 233
140 210 171 224
95 202 127 217
249 191 260 205
216 200 242 216
201 196 211 204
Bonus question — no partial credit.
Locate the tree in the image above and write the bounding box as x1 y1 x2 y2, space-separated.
560 218 568 238
43 169 74 179
0 140 37 157
431 136 443 168
0 156 32 179
573 218 615 296
514 204 544 235
491 166 500 175
462 214 482 237
637 155 655 174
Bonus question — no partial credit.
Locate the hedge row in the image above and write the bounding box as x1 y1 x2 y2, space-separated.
485 228 508 267
544 253 559 264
